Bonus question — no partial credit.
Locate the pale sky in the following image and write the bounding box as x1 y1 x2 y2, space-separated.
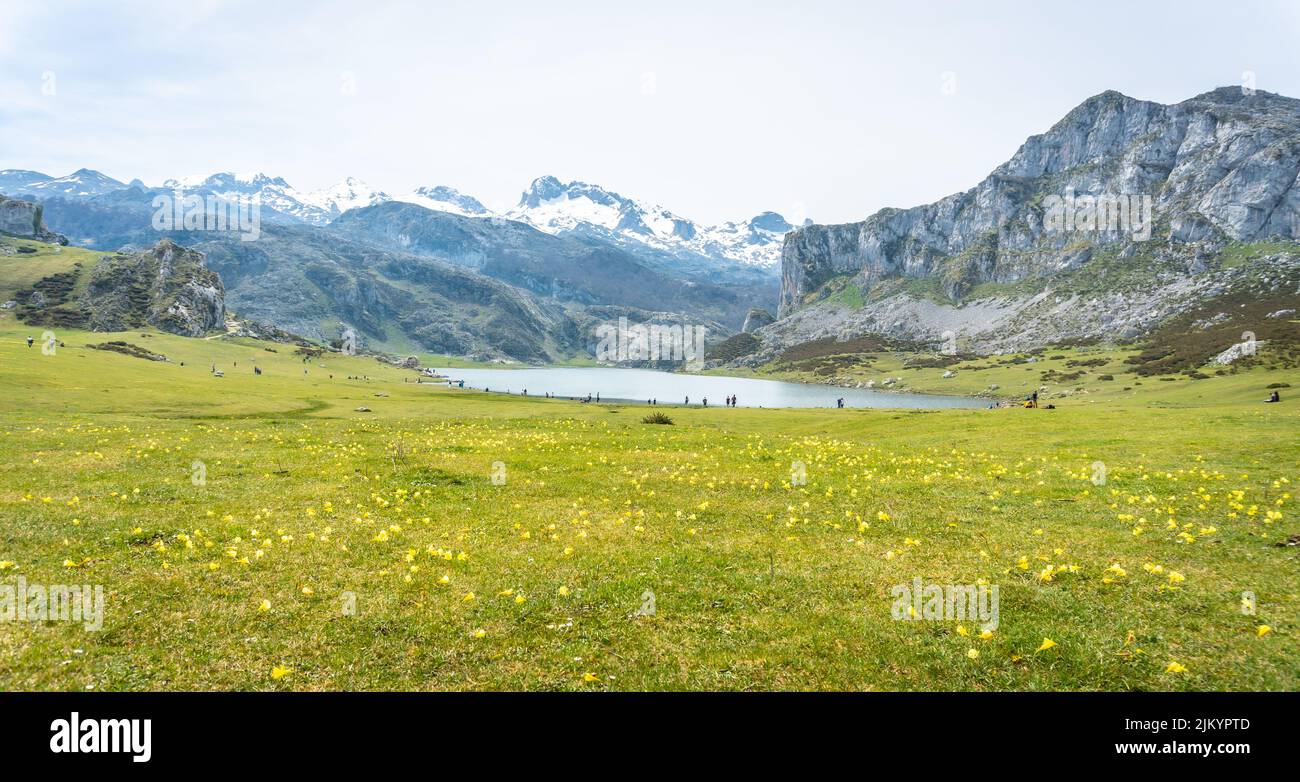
2 0 1298 225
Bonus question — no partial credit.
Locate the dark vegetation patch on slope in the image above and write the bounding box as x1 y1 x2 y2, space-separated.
1124 287 1300 376
86 341 168 361
706 332 760 363
13 269 90 328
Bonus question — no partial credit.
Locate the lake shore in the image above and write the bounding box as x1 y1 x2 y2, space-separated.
431 365 987 410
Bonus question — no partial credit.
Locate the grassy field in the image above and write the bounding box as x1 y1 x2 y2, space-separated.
0 310 1297 690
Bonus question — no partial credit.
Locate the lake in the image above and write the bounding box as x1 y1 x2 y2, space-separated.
433 366 986 409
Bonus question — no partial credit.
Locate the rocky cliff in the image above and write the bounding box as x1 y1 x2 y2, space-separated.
0 194 67 244
768 87 1300 354
742 307 775 332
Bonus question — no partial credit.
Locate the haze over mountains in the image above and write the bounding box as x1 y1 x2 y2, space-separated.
2 166 779 361
0 168 794 273
3 86 1299 369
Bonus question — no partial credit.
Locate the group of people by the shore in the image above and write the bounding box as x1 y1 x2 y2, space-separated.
443 372 1288 410
448 385 754 408
681 395 739 408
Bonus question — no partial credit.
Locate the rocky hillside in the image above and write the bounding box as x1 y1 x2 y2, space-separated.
766 87 1300 357
11 238 225 336
193 221 734 363
185 221 581 362
26 186 769 359
82 239 225 335
329 201 766 330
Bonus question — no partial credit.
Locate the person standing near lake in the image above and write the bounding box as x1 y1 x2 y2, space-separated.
703 397 708 408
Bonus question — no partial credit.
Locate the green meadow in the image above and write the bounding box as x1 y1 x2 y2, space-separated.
0 244 1296 690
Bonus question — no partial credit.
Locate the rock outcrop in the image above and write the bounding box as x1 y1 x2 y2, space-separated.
742 307 775 333
780 88 1300 316
767 87 1300 355
82 239 226 336
0 194 67 244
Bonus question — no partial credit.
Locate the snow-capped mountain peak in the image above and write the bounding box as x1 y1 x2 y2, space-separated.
748 211 795 234
517 175 568 208
162 172 291 192
160 171 325 223
392 185 492 217
508 176 797 269
157 172 491 224
8 168 128 198
155 172 389 224
0 169 54 194
299 177 389 216
510 176 698 241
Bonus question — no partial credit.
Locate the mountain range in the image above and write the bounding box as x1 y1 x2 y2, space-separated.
0 166 790 359
0 168 140 198
5 86 1300 369
0 169 792 273
6 178 768 361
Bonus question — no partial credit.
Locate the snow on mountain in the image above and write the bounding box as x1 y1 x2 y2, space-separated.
507 176 796 269
160 173 389 224
165 172 501 222
5 168 128 198
297 176 390 218
161 171 291 192
162 172 321 222
509 175 694 239
0 169 55 195
5 166 796 271
159 172 492 224
694 211 801 269
391 185 492 217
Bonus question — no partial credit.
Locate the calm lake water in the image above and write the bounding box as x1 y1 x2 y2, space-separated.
434 366 986 409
